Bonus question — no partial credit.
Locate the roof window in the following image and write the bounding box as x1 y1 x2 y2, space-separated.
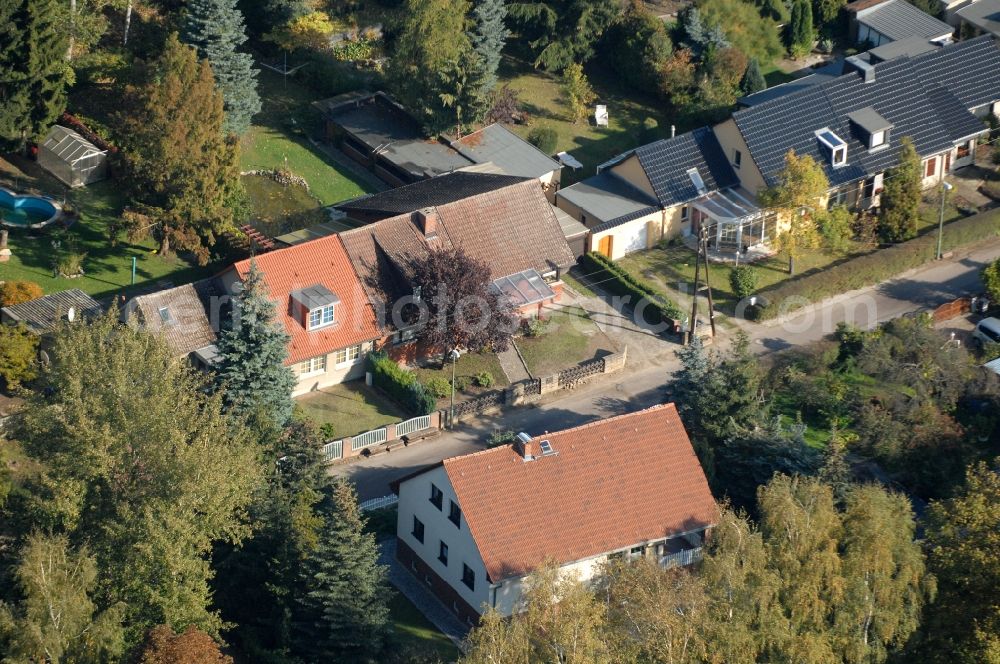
539 440 554 455
158 307 174 325
290 284 340 330
686 168 707 195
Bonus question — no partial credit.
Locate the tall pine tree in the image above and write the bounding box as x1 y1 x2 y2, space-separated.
0 0 69 150
740 57 767 96
294 479 391 663
213 259 296 433
470 0 509 93
183 0 261 135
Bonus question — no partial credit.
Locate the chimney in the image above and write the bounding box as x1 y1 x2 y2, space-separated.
415 207 439 237
515 432 537 461
670 124 676 138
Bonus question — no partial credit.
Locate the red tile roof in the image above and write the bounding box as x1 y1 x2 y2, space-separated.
231 235 380 365
439 404 717 582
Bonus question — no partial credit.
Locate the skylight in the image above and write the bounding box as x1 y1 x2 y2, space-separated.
539 440 555 455
686 168 707 195
158 307 174 324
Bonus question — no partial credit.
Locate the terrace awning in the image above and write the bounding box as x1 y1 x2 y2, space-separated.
491 269 556 309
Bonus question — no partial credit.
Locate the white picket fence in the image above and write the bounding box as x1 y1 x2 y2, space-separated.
351 426 388 452
322 439 343 462
396 414 431 437
359 494 399 512
661 547 703 568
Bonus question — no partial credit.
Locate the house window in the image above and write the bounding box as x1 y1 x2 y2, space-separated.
732 149 742 169
681 206 690 221
925 158 937 178
832 147 847 167
438 541 449 565
333 344 361 366
462 564 475 591
957 142 971 159
430 484 443 510
870 130 886 149
298 356 327 376
412 516 425 543
449 500 461 528
308 304 336 330
393 328 416 345
828 189 849 209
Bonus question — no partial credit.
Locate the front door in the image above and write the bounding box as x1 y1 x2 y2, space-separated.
597 234 613 258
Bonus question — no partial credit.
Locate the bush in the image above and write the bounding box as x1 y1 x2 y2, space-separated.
750 208 1000 320
425 377 451 399
474 371 495 388
0 323 39 388
0 280 43 307
983 257 1000 303
57 251 86 277
578 252 685 323
454 376 471 392
367 351 436 415
523 318 548 337
527 125 558 155
729 265 758 300
487 429 517 447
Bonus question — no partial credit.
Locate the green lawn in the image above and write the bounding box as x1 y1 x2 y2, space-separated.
0 155 213 298
517 305 614 376
413 351 509 400
389 592 460 662
240 69 369 206
618 241 869 314
561 270 598 298
917 195 964 235
295 382 407 439
498 55 678 183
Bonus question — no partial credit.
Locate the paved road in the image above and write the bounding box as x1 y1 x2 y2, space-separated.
335 239 1000 500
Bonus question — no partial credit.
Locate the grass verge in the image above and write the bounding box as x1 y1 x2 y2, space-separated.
517 305 613 376
389 592 460 661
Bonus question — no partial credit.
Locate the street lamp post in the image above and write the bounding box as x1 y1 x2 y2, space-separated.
448 348 461 427
937 181 953 260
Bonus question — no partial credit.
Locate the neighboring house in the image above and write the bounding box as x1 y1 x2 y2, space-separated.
317 91 562 190
391 404 717 623
217 234 382 397
122 280 221 369
1 289 102 334
847 0 954 46
339 176 576 352
566 36 1000 257
955 0 1000 37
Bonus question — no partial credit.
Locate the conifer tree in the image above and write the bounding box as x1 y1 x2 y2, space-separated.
213 260 296 433
878 136 922 243
116 34 241 263
0 0 69 150
183 0 261 135
294 479 391 663
788 0 814 58
470 0 510 93
740 57 767 95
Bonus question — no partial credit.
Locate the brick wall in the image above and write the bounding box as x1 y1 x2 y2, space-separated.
396 537 482 625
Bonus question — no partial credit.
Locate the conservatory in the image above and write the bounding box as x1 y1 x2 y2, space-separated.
38 125 108 187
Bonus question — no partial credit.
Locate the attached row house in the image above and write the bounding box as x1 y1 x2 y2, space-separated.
557 35 1000 259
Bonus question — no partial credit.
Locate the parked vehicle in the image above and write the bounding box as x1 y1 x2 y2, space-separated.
972 317 1000 346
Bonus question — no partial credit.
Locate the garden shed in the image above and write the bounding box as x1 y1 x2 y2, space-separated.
38 125 108 187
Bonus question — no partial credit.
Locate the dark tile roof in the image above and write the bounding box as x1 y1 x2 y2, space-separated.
632 127 739 207
336 172 528 217
925 85 989 142
450 124 562 179
738 60 848 107
592 205 662 233
855 0 953 41
555 172 658 223
1 289 102 334
733 37 999 186
956 0 1000 39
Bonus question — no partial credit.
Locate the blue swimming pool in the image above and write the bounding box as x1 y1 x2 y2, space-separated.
0 188 60 228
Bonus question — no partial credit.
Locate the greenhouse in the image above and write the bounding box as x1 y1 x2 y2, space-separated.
38 125 108 187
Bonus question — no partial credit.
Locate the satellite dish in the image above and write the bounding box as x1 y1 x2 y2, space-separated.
66 307 75 322
39 350 50 365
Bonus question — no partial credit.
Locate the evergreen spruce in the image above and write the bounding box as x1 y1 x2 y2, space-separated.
294 479 391 663
470 0 509 93
213 259 296 432
740 57 767 96
0 0 68 150
183 0 261 135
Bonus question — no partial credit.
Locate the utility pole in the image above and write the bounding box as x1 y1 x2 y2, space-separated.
701 228 717 339
687 225 717 344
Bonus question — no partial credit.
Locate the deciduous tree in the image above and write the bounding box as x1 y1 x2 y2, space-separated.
0 280 43 307
115 34 241 263
878 136 922 243
606 0 673 91
0 323 39 389
183 0 261 135
136 624 232 664
560 62 596 124
760 149 828 274
698 0 784 65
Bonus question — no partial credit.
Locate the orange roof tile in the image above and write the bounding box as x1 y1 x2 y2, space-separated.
440 404 718 582
232 235 380 365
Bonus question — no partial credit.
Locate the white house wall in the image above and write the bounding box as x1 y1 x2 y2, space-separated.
396 466 491 614
291 342 372 396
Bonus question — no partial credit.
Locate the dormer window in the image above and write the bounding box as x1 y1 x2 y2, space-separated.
870 130 886 148
290 284 340 330
815 128 847 168
847 107 892 153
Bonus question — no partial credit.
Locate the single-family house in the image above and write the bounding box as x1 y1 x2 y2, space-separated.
847 0 954 46
1 288 102 334
391 403 717 623
217 234 382 396
121 279 221 369
449 123 563 196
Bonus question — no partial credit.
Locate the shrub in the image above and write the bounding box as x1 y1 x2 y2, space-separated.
487 429 517 447
729 265 758 300
983 257 1000 303
367 351 436 415
425 377 451 399
0 323 39 388
578 252 684 323
527 125 558 155
454 376 471 392
0 280 43 307
523 318 548 337
474 371 495 388
750 208 1000 320
57 251 86 277
408 382 437 416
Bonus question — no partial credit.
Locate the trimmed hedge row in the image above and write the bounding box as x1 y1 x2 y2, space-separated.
751 207 1000 320
579 252 685 323
367 351 436 415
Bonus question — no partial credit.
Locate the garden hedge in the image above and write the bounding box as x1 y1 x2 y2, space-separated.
750 207 1000 320
367 351 436 415
579 252 685 323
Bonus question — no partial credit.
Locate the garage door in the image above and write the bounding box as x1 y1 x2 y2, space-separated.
620 223 648 255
